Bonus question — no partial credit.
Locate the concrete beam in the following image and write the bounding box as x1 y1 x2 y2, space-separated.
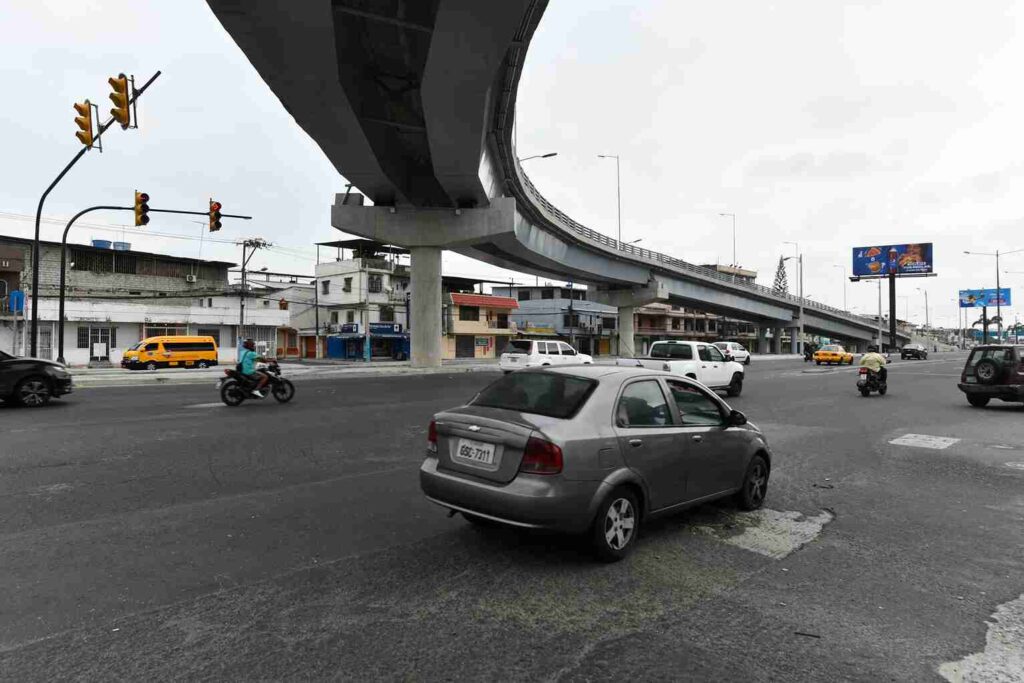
591 278 668 309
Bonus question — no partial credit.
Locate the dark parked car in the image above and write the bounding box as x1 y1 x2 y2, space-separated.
957 345 1024 407
420 366 772 561
901 343 928 360
0 350 73 407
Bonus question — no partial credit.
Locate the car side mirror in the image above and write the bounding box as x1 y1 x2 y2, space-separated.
729 410 747 426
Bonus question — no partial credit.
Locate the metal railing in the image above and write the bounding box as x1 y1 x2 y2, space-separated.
512 158 877 329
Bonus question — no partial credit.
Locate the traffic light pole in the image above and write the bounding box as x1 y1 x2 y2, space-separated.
53 204 251 364
30 70 162 357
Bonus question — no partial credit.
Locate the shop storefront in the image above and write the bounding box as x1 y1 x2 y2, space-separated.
327 322 410 361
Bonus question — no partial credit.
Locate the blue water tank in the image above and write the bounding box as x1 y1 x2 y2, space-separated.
112 242 131 251
91 239 112 249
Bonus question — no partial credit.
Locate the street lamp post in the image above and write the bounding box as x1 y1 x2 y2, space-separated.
518 152 558 162
597 154 621 244
916 287 930 329
833 264 847 310
783 242 803 353
965 247 1024 341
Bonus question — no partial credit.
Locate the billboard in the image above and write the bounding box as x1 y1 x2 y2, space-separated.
852 243 933 277
959 288 1011 308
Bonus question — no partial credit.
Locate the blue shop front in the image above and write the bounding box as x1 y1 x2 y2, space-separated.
327 323 410 361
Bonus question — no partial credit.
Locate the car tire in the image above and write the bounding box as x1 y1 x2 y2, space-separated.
816 361 821 366
591 487 640 563
16 376 52 408
146 362 158 371
735 455 769 511
726 373 743 397
974 358 1003 385
197 360 209 369
967 395 990 408
744 356 751 365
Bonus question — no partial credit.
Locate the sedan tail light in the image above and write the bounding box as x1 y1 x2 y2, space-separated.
427 419 438 454
519 436 563 475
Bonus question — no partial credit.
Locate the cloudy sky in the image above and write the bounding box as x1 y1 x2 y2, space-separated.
2 0 1023 327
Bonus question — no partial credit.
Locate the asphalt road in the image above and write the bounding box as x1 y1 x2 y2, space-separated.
1 354 1022 681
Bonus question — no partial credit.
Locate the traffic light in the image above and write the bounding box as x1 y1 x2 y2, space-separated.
108 73 131 128
134 190 150 226
209 199 222 232
73 100 93 148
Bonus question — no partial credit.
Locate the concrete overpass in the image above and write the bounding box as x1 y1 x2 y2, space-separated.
207 0 908 365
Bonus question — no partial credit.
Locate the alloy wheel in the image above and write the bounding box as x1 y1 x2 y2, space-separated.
19 380 50 407
747 461 767 507
604 498 635 550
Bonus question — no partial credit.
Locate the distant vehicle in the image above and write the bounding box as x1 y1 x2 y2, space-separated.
616 340 745 396
499 339 592 373
958 344 1024 408
218 360 295 406
420 366 772 561
901 343 928 360
813 344 854 366
121 335 218 371
856 367 887 397
714 341 751 365
0 350 73 407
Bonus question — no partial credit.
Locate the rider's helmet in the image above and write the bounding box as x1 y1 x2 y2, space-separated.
867 344 879 353
243 338 255 350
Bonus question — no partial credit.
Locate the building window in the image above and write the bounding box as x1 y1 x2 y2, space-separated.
368 274 383 293
563 314 580 327
561 289 572 300
541 289 554 300
671 319 680 330
495 313 509 329
346 310 355 323
380 305 395 322
331 311 339 323
77 326 89 349
322 280 330 295
574 291 585 300
517 290 531 301
602 317 616 329
263 299 270 307
343 277 352 292
459 306 479 321
198 298 204 307
143 325 187 338
208 298 213 308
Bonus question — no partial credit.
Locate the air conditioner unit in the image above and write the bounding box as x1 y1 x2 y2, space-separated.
185 274 197 283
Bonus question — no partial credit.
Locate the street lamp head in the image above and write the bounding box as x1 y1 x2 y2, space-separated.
541 152 557 158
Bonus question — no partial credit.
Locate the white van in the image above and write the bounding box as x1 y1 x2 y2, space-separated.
499 339 593 373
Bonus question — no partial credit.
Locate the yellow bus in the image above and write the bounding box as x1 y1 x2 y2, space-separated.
121 335 219 371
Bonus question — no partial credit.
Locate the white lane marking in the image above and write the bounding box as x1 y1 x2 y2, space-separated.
890 434 960 450
939 594 1024 682
183 402 225 409
1006 463 1024 470
693 508 835 560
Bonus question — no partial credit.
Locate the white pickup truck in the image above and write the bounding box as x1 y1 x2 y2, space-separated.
616 340 746 396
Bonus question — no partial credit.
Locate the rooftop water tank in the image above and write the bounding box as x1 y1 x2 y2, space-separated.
91 239 112 249
112 242 131 251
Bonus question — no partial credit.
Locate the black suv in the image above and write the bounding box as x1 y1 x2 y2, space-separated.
901 343 928 360
958 345 1024 407
0 350 74 407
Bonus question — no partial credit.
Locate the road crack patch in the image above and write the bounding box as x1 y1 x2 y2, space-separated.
939 593 1024 682
690 508 835 560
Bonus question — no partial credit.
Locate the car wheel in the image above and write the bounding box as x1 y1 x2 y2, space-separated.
197 360 209 369
735 455 769 511
16 377 52 407
744 356 751 365
146 362 158 371
974 359 1003 385
967 395 990 408
816 361 821 366
726 373 743 397
591 487 639 562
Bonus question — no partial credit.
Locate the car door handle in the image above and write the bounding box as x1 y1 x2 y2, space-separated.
628 439 643 447
691 435 703 443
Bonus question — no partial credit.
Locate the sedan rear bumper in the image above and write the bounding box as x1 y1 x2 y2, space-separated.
419 456 604 534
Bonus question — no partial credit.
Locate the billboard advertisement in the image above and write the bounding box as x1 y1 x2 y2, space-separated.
852 243 933 277
959 288 1012 308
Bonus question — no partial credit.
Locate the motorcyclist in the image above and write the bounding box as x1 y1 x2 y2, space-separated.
860 344 888 383
239 338 270 398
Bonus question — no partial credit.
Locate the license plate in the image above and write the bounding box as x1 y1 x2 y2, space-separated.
509 357 518 363
455 438 496 466
965 376 977 383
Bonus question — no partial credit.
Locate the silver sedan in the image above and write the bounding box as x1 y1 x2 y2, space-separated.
420 365 773 561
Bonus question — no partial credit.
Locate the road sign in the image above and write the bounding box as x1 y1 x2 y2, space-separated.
8 289 24 313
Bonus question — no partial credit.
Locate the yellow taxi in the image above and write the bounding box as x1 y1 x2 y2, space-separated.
813 344 854 366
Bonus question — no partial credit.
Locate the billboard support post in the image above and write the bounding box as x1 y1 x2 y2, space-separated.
983 306 989 343
889 273 897 351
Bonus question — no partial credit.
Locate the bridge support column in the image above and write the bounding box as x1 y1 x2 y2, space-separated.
772 328 784 354
788 327 799 354
410 246 443 368
617 307 636 357
756 327 769 354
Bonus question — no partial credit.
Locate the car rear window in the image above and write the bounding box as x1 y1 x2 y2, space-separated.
471 372 597 419
821 345 839 352
968 348 1010 365
506 340 532 354
650 344 693 359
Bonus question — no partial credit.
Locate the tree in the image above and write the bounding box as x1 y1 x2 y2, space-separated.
772 256 789 295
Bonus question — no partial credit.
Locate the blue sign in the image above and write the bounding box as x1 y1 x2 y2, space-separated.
339 323 360 333
852 243 933 277
8 290 24 313
959 288 1011 308
369 322 402 334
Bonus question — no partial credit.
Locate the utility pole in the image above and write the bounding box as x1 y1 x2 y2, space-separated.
238 238 268 348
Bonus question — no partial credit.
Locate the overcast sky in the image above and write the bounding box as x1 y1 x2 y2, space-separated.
2 0 1024 327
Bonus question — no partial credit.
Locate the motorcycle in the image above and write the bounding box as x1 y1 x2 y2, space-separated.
218 360 296 407
804 346 815 362
856 367 887 397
